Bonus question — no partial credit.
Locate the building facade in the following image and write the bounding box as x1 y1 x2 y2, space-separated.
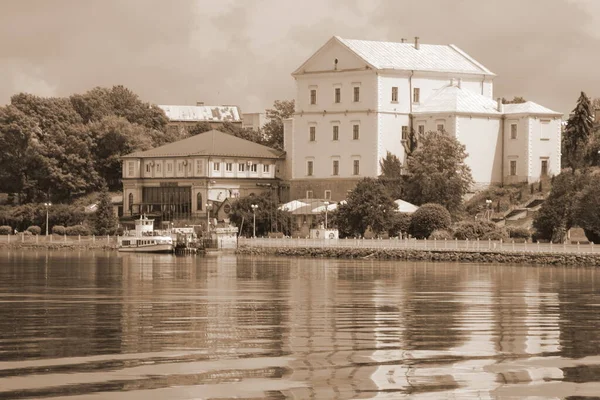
242 112 267 131
122 130 285 223
284 36 562 201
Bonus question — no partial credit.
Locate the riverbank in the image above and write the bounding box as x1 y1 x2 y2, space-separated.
236 246 600 266
0 242 117 250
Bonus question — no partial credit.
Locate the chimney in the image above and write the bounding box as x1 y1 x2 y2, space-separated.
497 98 503 113
401 38 406 43
457 78 462 89
414 36 420 50
196 101 204 106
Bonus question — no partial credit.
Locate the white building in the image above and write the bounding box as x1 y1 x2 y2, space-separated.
284 36 562 201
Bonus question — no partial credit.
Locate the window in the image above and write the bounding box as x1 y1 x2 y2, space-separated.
353 159 360 175
306 190 313 199
332 125 339 141
402 126 408 141
167 162 172 173
128 193 133 209
541 159 548 176
197 193 203 211
335 87 341 103
353 124 360 140
540 120 551 140
226 162 233 172
392 87 398 102
310 89 317 105
145 164 150 173
213 162 220 171
437 124 444 132
510 160 517 176
324 190 332 200
157 163 161 173
263 164 270 173
128 162 134 176
307 161 314 176
251 164 258 172
413 88 420 103
353 86 360 102
196 160 202 175
309 126 316 141
238 163 245 172
418 125 425 135
178 162 183 172
510 124 518 139
332 160 339 176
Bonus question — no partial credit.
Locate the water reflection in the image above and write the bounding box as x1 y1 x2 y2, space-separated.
1 252 600 398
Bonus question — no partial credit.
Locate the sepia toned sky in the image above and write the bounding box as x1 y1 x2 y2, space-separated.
1 0 599 115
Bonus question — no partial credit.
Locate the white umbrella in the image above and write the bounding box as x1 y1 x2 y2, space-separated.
394 199 419 213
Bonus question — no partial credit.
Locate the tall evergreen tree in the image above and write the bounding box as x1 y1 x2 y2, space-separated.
94 187 118 235
378 151 404 199
564 92 594 171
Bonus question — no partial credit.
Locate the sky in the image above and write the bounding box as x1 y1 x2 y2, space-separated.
1 0 599 115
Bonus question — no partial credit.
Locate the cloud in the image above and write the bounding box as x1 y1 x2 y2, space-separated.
0 0 599 114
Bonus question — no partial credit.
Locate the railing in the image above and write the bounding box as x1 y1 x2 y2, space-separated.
238 237 598 255
0 234 119 245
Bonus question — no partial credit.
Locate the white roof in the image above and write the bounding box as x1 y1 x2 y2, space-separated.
503 101 562 116
312 203 338 213
414 85 501 115
278 199 309 212
158 105 241 122
336 37 494 75
394 199 419 214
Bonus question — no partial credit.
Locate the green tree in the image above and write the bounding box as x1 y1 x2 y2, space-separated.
408 203 452 239
563 92 594 171
229 192 291 237
93 187 118 235
404 131 473 213
502 96 527 104
188 121 212 136
263 100 295 150
333 178 397 237
572 173 600 243
378 151 404 199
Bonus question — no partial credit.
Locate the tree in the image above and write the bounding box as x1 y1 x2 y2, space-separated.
563 92 594 171
332 178 397 237
188 122 212 136
572 174 600 243
263 100 295 150
229 192 291 237
404 131 473 213
93 187 118 235
408 203 451 239
378 151 404 199
502 96 527 104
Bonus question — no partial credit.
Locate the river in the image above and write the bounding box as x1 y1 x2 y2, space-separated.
0 250 599 399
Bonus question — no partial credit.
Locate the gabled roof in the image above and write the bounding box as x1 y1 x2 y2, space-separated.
158 105 241 122
122 130 284 159
413 85 501 115
503 101 562 116
293 36 495 76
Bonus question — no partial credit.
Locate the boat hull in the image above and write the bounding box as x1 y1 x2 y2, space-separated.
118 244 174 253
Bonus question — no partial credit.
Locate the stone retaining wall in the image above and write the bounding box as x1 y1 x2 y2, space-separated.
0 242 117 250
236 246 600 266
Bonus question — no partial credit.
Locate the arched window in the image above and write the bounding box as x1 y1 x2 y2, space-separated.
128 193 134 210
196 193 203 211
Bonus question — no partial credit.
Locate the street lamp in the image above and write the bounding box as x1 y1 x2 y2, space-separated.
44 202 52 236
485 199 492 221
251 204 258 238
205 202 213 234
323 201 329 229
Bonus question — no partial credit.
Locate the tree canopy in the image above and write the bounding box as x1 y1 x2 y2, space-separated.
262 100 295 150
228 192 291 237
378 151 404 200
563 92 594 171
404 131 473 213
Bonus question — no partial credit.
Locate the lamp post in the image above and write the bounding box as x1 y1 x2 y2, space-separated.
324 201 329 229
205 202 213 234
44 202 52 236
251 204 258 238
485 199 492 221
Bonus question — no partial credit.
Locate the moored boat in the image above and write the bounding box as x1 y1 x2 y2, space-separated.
118 215 174 253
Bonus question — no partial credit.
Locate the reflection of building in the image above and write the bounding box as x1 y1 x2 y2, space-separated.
159 103 242 136
121 130 285 222
284 36 562 200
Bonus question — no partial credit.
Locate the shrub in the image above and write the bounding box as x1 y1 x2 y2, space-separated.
26 225 41 235
387 213 412 237
52 225 66 235
508 227 531 239
429 229 453 240
453 220 498 240
408 203 452 239
0 225 12 235
481 228 508 240
23 230 32 236
65 225 91 236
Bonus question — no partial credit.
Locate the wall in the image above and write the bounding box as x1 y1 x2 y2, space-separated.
456 116 503 186
290 178 362 202
503 116 529 184
527 117 562 181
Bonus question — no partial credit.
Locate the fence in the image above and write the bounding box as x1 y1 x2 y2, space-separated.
0 234 119 246
238 237 597 255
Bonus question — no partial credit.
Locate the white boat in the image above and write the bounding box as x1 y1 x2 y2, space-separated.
118 215 174 253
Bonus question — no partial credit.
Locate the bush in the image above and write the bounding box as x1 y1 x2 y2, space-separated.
23 230 32 236
481 228 508 240
52 225 66 235
453 220 498 240
0 225 12 235
508 227 531 239
65 225 91 236
387 213 412 237
26 225 41 235
408 203 452 239
429 229 453 240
